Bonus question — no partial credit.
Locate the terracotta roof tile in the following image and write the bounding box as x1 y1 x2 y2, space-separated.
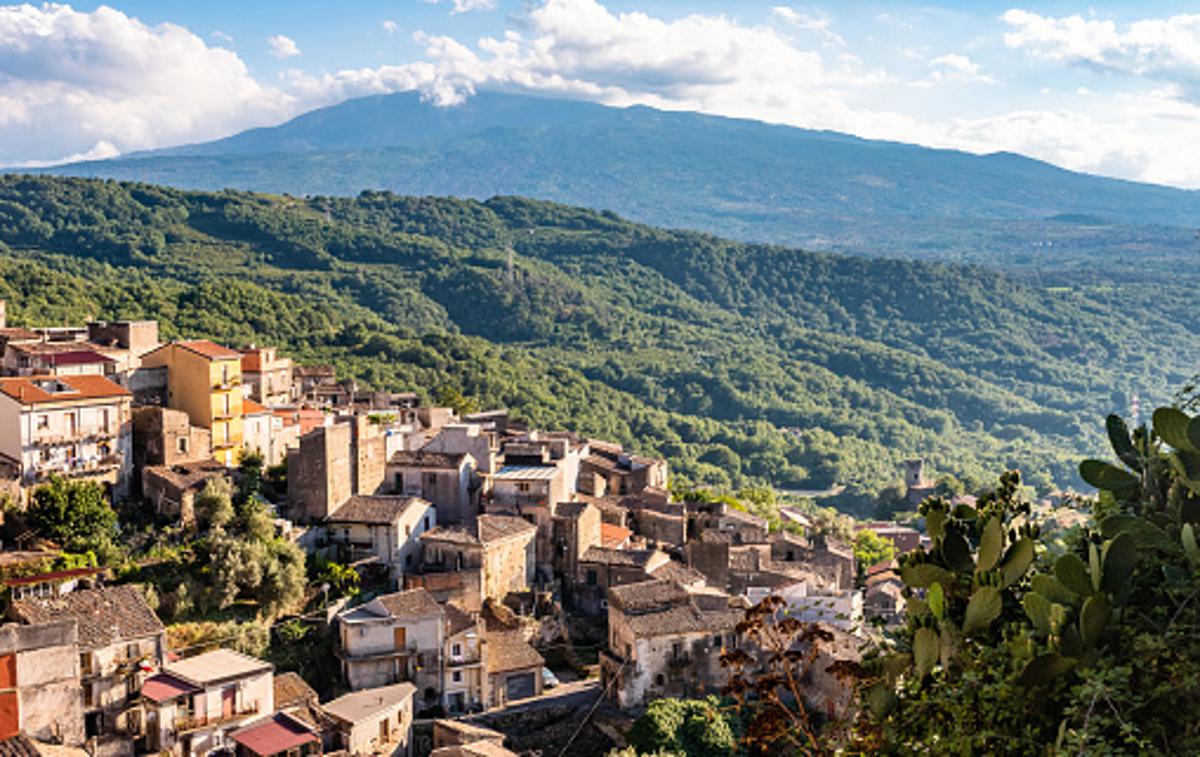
482 629 543 674
177 340 242 360
376 588 443 619
600 523 631 548
273 672 318 709
242 398 269 415
0 374 130 405
477 515 535 544
11 584 163 651
328 495 426 525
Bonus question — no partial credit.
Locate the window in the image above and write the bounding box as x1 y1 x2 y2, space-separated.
452 643 462 656
586 570 597 586
654 674 664 687
452 671 462 683
426 473 437 487
177 437 188 454
713 635 722 647
36 415 48 430
516 482 531 493
127 642 140 659
672 641 682 658
394 473 404 491
424 516 430 530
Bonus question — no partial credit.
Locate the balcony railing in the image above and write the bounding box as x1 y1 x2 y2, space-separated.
174 702 260 733
446 653 482 668
212 378 242 391
29 454 123 483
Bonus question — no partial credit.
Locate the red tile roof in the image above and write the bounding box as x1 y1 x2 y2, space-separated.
601 523 632 548
231 713 318 757
242 398 269 415
0 374 131 405
3 566 101 587
141 673 200 703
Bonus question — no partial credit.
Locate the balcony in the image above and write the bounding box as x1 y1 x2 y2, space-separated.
174 701 260 733
212 378 241 391
30 454 124 482
446 653 482 668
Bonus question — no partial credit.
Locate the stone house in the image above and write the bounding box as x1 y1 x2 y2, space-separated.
600 580 742 709
690 503 769 545
482 629 543 708
336 589 444 706
419 423 500 476
575 547 671 615
324 495 437 576
238 347 294 407
856 522 922 555
500 432 586 490
0 374 133 500
633 507 687 550
0 620 86 746
139 648 274 757
865 569 906 624
578 441 668 497
386 450 478 528
142 460 230 524
292 365 336 402
419 516 536 605
288 417 386 523
10 584 166 739
321 682 415 757
141 340 246 466
549 501 601 586
441 603 486 715
131 406 212 474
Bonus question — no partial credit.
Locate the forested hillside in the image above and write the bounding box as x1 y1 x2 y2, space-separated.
0 175 1194 512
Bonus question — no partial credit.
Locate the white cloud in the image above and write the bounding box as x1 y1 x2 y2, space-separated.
916 53 995 86
11 140 121 168
770 6 843 45
425 0 496 15
267 34 301 59
382 20 399 35
0 3 293 166
1002 9 1200 96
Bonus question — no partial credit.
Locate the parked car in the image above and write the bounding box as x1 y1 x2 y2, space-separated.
542 667 560 689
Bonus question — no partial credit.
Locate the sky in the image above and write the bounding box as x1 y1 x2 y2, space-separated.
4 1 1200 187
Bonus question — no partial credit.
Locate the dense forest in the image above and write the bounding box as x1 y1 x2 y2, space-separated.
1 175 1196 513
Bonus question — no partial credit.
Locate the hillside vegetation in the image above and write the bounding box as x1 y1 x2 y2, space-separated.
0 175 1195 512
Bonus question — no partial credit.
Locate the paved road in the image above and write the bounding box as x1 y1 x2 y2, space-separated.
473 677 601 718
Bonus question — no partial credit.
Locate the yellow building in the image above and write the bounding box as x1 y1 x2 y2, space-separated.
141 340 244 465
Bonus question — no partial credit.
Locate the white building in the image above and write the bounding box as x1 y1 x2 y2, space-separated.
337 588 444 708
0 374 133 497
322 682 416 757
325 495 438 576
139 648 275 757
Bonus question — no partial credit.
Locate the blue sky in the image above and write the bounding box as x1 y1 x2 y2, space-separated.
5 2 1200 187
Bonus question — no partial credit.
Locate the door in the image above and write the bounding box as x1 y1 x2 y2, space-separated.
222 685 236 718
393 627 407 650
506 672 536 701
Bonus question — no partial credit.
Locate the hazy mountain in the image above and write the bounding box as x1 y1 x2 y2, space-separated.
28 91 1200 275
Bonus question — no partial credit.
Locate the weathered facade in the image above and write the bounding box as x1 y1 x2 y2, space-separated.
336 589 444 704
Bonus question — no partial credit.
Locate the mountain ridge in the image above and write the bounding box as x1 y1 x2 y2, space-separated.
28 90 1200 261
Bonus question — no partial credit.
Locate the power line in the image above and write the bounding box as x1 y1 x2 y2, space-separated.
557 657 627 757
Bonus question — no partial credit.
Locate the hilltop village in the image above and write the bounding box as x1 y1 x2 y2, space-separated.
0 303 935 757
